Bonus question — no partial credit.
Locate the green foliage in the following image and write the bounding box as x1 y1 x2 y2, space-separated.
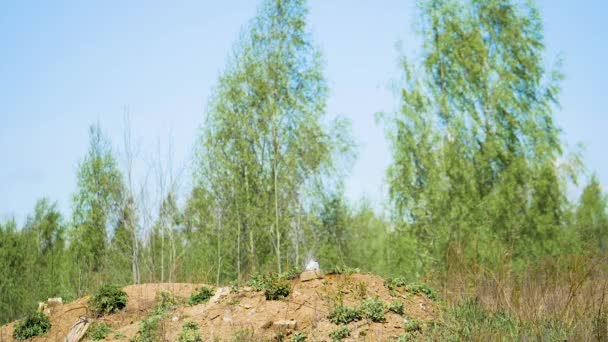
328 305 362 325
389 301 405 315
177 320 202 342
360 297 386 322
87 322 112 340
188 286 214 305
329 326 351 341
156 291 179 311
290 331 306 342
12 312 51 340
405 319 421 333
232 329 255 342
89 284 128 315
247 273 291 300
405 284 437 301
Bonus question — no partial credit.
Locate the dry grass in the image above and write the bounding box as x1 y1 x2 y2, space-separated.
426 251 608 341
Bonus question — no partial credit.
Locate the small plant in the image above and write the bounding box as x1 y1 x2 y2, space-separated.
389 301 405 315
383 277 408 290
12 312 51 340
405 319 421 333
355 281 368 299
89 284 129 315
329 326 350 341
131 310 165 342
290 331 306 342
232 329 255 341
360 297 386 322
279 267 301 281
177 320 202 342
328 305 362 325
405 283 437 301
157 291 179 310
247 272 291 300
87 322 112 340
264 280 291 300
189 286 214 305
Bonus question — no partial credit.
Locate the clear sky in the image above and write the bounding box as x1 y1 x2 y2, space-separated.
1 1 606 223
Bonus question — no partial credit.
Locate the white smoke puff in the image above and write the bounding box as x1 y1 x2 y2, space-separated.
305 259 319 271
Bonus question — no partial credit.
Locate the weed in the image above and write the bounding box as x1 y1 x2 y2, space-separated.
12 312 51 340
156 291 179 310
232 329 255 342
389 301 405 315
328 305 362 325
355 281 367 299
114 332 127 339
328 265 360 275
188 286 214 305
405 283 437 301
405 319 421 333
360 297 386 322
290 331 306 342
177 320 202 342
89 284 129 315
87 322 112 340
247 272 291 300
329 326 350 341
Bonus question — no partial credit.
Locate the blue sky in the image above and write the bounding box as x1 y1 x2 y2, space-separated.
1 1 606 223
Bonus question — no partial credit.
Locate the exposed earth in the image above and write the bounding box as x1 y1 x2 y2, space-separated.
0 272 438 341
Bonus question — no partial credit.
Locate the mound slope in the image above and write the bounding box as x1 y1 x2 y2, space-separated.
0 273 438 341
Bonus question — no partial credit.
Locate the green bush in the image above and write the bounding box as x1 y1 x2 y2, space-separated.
405 283 437 301
360 297 386 322
12 312 51 340
89 284 129 315
328 305 362 325
290 331 306 342
247 272 291 300
329 326 350 341
87 322 112 340
156 291 179 310
405 319 421 333
389 301 405 315
188 286 214 305
177 320 202 342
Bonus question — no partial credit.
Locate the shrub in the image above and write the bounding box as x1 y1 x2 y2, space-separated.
360 297 386 322
87 322 112 340
13 312 51 340
389 301 405 315
89 284 128 315
188 286 214 305
177 320 202 342
384 277 408 290
328 305 362 325
156 291 179 310
328 265 360 275
290 331 306 342
329 326 350 341
131 310 165 342
232 329 255 342
247 272 291 300
405 283 437 301
405 319 421 333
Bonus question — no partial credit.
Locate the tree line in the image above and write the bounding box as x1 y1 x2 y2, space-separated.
1 0 606 325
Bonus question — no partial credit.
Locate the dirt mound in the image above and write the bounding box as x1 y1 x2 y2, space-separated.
0 273 438 341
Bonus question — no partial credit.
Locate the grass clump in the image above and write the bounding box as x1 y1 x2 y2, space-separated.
89 284 128 315
188 286 214 305
12 312 51 340
157 291 179 310
405 318 421 333
232 329 255 341
87 322 112 340
329 326 351 341
177 320 202 342
389 301 405 315
247 272 291 300
360 297 386 322
328 305 362 325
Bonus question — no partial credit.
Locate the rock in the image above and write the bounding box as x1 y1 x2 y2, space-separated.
242 303 253 309
47 297 63 305
64 317 90 342
172 316 179 322
300 270 323 282
273 319 297 330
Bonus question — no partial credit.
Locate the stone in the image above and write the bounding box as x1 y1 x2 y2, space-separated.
300 270 323 282
273 319 297 330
